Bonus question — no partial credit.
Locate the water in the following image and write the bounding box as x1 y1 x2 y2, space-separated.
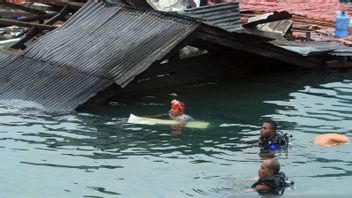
1 69 352 197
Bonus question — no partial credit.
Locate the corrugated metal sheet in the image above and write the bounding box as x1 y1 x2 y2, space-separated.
0 57 112 112
0 49 14 62
0 0 198 112
329 47 352 57
24 0 198 86
270 40 352 56
181 3 242 32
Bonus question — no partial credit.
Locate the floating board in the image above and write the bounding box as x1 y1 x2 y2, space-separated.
127 114 209 129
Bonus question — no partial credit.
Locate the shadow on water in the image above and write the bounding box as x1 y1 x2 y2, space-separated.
1 69 352 197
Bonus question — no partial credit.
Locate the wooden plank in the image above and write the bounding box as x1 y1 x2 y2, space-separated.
19 13 57 22
0 18 56 30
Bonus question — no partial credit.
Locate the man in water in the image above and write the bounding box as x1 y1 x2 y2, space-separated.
169 99 193 122
168 99 193 132
252 158 291 195
259 120 289 153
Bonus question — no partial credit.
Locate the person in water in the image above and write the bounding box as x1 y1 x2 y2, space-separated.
169 99 193 123
259 120 289 152
168 99 193 132
252 158 292 195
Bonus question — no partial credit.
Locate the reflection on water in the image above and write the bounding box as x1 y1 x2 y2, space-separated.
1 70 352 197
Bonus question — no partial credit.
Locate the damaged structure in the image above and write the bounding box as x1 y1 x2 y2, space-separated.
0 0 351 112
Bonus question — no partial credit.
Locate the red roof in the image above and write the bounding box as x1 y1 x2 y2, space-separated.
240 0 351 22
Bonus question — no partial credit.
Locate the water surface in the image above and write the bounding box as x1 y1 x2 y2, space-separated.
1 70 352 197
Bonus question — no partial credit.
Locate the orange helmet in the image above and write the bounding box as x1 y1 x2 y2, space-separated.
171 99 185 112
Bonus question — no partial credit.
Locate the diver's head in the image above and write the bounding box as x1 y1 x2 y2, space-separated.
258 158 280 179
260 119 277 139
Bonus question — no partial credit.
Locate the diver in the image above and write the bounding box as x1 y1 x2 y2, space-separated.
258 119 290 153
252 158 294 195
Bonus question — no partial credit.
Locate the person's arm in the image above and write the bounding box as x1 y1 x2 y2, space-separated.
253 184 272 192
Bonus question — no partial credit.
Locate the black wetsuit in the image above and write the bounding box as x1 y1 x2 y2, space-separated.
258 131 289 152
252 172 287 195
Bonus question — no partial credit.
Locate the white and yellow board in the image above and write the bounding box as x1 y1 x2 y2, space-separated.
127 114 209 129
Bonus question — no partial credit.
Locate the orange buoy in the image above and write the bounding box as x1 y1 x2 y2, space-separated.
313 133 349 146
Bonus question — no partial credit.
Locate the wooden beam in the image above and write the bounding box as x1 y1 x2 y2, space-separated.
45 5 70 25
19 13 57 22
0 13 57 28
27 0 84 10
0 1 47 15
11 27 38 49
0 18 56 30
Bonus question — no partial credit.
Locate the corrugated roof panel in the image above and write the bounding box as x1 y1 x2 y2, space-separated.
0 1 198 112
270 40 352 56
181 3 242 32
24 1 198 87
0 50 14 62
0 56 112 112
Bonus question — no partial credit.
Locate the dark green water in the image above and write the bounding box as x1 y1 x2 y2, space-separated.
1 70 352 197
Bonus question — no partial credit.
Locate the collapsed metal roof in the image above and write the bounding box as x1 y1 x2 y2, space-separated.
0 56 112 112
1 1 351 112
181 3 242 33
23 1 198 86
0 0 198 112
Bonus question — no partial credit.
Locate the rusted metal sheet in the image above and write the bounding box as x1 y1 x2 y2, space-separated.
0 0 198 112
182 3 242 32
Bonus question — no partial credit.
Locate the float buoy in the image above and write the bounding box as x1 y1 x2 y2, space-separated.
313 133 349 146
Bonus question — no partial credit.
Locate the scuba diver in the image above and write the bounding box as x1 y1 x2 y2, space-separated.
252 158 294 195
258 120 290 153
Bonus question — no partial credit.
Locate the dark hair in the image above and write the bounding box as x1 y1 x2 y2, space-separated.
264 119 277 131
267 158 281 174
